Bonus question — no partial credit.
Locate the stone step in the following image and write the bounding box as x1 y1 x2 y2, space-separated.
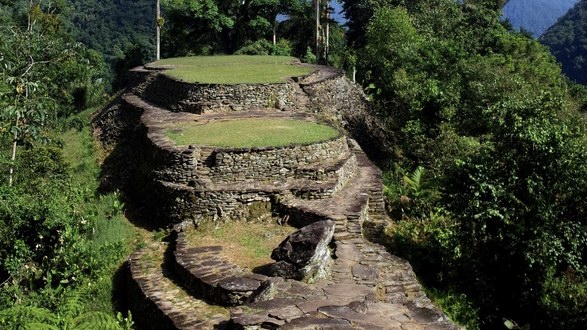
173 231 270 307
229 235 461 329
277 140 385 232
127 242 230 330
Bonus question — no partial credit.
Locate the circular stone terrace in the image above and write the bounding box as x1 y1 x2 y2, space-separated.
165 117 339 149
94 56 460 329
150 55 315 84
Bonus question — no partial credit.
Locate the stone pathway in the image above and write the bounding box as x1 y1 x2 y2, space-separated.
112 64 461 329
228 141 458 329
128 243 230 329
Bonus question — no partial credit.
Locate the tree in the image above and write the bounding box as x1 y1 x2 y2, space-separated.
161 0 235 56
359 1 587 327
0 1 105 185
340 0 402 48
278 0 316 58
160 0 316 56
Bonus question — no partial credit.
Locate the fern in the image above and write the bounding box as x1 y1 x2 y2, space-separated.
0 305 57 329
72 311 124 330
24 323 59 330
403 166 425 198
0 295 128 330
57 292 84 320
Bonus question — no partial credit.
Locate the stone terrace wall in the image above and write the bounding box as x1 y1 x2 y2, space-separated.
203 136 349 184
138 123 349 186
130 92 350 186
117 95 199 185
302 74 396 164
143 133 198 184
148 181 276 223
139 135 355 223
134 73 299 113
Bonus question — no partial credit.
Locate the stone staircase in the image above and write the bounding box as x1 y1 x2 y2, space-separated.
128 242 230 329
96 62 461 329
124 139 457 329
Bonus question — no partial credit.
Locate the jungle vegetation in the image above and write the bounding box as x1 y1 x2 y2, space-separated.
1 1 587 329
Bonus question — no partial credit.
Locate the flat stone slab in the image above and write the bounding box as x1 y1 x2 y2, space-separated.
218 276 262 292
352 264 379 282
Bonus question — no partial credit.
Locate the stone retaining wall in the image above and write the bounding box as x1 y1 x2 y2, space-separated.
201 136 348 184
144 134 198 184
302 73 396 165
143 131 351 186
127 68 158 96
136 73 299 113
147 181 276 224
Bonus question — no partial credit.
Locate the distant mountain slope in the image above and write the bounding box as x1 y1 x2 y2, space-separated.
539 0 586 84
503 0 579 37
65 0 156 63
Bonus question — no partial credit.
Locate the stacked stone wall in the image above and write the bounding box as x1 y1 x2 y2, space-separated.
143 135 197 184
134 110 350 186
127 68 158 96
202 136 348 183
302 74 396 164
137 73 299 113
149 181 275 223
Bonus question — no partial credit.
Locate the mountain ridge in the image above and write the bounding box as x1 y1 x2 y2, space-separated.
502 0 579 37
539 0 586 84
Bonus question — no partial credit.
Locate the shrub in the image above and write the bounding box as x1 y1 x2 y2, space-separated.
235 39 273 55
235 39 293 57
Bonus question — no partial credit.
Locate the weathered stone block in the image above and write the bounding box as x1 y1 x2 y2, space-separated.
268 220 335 283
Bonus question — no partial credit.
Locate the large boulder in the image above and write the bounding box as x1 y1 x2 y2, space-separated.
268 220 335 283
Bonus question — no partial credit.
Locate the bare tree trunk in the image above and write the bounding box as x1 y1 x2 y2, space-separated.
272 21 277 46
325 2 330 65
27 0 33 31
156 0 161 60
315 0 320 62
8 115 18 187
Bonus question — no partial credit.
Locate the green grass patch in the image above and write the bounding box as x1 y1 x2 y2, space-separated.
59 110 139 315
166 118 339 148
185 220 296 271
425 288 480 330
153 55 312 84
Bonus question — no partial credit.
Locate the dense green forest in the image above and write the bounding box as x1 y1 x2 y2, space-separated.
0 1 136 328
62 0 156 91
502 0 579 37
65 0 156 64
539 0 586 85
342 0 587 328
1 0 587 329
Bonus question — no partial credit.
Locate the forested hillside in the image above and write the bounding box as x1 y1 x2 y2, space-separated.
502 0 579 37
65 0 156 64
343 0 587 328
0 1 136 328
539 0 586 85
